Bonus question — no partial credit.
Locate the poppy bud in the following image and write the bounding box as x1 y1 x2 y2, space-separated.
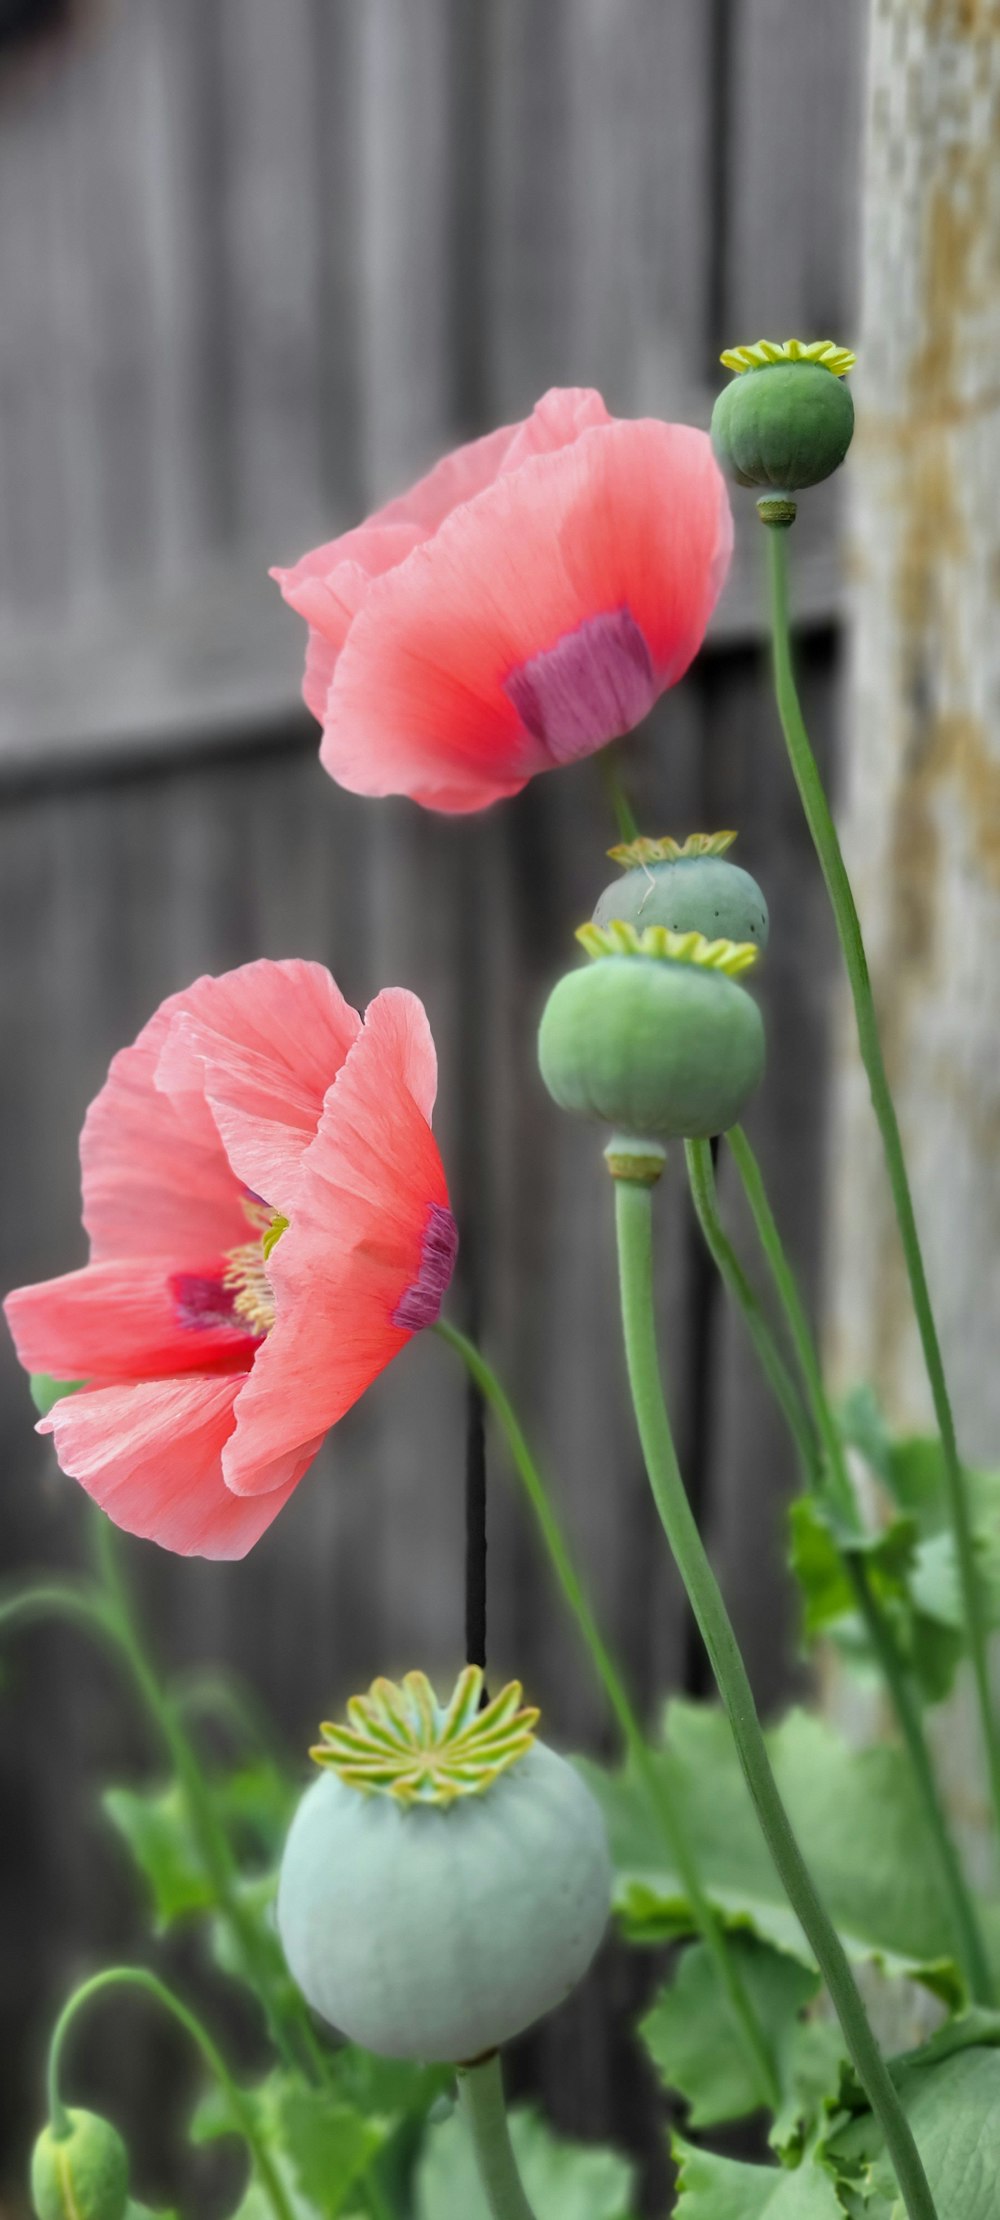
593 833 768 954
538 924 764 1142
711 339 855 508
277 1668 611 2064
31 2111 129 2220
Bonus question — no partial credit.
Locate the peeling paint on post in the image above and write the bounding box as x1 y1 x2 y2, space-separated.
829 0 1000 1458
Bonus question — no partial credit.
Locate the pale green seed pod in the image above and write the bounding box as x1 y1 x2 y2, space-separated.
31 2111 129 2220
593 833 768 953
277 1669 611 2064
538 925 765 1142
711 338 855 494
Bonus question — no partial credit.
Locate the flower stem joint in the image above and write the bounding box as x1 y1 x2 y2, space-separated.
31 2111 129 2220
710 339 856 526
276 1667 611 2065
537 915 765 1174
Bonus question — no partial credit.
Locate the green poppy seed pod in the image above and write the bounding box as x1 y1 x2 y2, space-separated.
538 924 765 1142
277 1669 611 2064
31 2111 129 2220
711 339 855 496
593 833 768 953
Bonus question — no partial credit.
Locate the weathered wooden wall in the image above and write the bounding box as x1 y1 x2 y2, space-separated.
0 0 864 2206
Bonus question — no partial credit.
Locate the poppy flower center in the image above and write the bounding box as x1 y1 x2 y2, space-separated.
222 1202 288 1336
504 606 657 766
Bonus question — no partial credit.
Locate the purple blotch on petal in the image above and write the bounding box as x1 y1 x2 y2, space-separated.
392 1202 459 1332
170 1272 240 1332
504 606 656 765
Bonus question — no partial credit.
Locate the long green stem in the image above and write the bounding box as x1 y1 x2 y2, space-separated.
90 1519 323 2080
599 746 639 843
613 1174 937 2220
456 2055 538 2220
721 1125 994 2006
433 1318 779 2113
766 520 1000 1854
45 1966 295 2220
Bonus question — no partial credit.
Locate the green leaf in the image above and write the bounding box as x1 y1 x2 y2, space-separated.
673 2139 845 2218
789 1496 916 1640
640 1934 819 2127
125 2204 179 2220
102 1782 213 1927
824 2029 1000 2220
29 1373 86 1416
212 1757 297 1860
580 1699 969 1997
415 2104 636 2220
193 2072 388 2220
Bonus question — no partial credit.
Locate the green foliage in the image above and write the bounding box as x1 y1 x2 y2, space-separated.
191 2069 387 2219
102 1784 214 1928
800 1388 1000 1703
820 2015 1000 2219
640 1934 819 2127
673 2138 844 2219
414 2103 636 2220
581 1698 966 1997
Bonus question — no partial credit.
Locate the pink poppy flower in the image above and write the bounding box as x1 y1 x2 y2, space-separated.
4 963 457 1559
273 387 732 813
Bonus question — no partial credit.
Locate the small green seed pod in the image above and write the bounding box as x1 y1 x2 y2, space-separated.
31 2111 129 2220
711 339 855 494
538 924 765 1141
593 833 768 953
277 1668 611 2064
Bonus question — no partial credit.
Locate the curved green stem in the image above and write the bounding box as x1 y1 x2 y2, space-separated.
613 1175 938 2220
683 1140 816 1472
0 1581 116 1642
433 1318 780 2114
766 521 1000 1856
721 1125 994 2007
45 1966 295 2220
456 2055 537 2220
599 747 639 843
89 1519 322 2080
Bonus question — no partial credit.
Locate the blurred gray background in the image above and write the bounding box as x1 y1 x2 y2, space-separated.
0 0 867 2208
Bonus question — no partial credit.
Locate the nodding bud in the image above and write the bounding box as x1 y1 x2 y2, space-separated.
31 2111 129 2220
711 338 855 503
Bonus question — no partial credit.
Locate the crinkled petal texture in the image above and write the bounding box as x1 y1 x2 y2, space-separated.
224 989 449 1494
4 963 454 1558
274 388 732 812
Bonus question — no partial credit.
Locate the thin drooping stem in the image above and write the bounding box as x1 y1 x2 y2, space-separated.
766 520 1000 1856
599 746 639 843
456 2055 538 2220
613 1175 938 2220
683 1140 816 1472
45 1967 296 2220
90 1519 325 2081
720 1125 994 2007
434 1318 780 2113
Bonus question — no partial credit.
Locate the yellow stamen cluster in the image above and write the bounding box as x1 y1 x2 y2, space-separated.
719 337 856 378
311 1667 540 1806
221 1201 288 1335
607 831 737 867
576 919 760 977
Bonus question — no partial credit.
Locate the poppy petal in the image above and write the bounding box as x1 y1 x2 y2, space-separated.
318 419 730 811
82 997 251 1266
4 1256 256 1384
40 1375 311 1558
223 989 451 1495
156 960 362 1218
